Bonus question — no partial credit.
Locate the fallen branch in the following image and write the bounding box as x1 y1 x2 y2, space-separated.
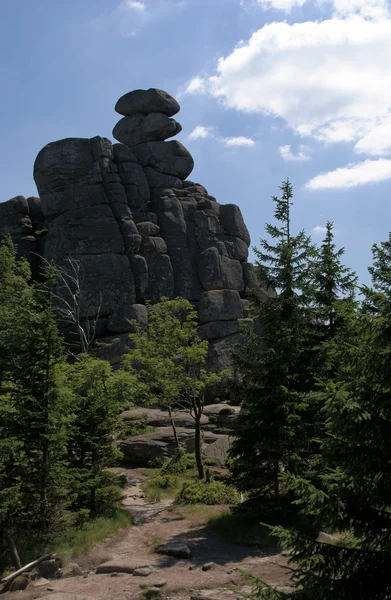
0 552 56 584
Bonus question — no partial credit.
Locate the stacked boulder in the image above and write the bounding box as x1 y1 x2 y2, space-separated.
0 88 265 375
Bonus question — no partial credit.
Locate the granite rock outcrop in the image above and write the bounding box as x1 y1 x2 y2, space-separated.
0 88 266 375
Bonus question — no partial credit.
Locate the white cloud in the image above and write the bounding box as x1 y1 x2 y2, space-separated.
332 0 389 20
354 120 391 155
188 125 214 140
250 0 389 18
313 225 327 234
124 0 146 11
187 126 255 147
183 76 207 96
279 144 312 161
255 0 306 11
219 136 256 147
306 158 391 189
185 15 391 157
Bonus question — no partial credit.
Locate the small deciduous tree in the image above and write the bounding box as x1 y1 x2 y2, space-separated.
122 297 227 479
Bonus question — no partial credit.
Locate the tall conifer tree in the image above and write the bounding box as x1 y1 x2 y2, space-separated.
0 237 73 544
229 181 315 504
251 234 391 600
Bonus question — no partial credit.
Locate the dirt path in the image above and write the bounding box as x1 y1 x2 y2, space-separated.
18 467 292 600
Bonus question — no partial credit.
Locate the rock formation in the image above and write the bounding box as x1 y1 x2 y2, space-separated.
0 88 263 375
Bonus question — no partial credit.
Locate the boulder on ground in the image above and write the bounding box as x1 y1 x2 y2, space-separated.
156 541 191 558
61 562 83 578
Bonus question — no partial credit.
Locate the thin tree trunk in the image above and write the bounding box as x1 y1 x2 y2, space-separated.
40 344 50 529
193 399 205 480
168 406 180 450
274 462 280 506
6 535 21 571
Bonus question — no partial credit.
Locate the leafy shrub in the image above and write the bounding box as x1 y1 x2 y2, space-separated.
142 474 179 502
161 443 196 474
176 480 240 505
152 474 178 489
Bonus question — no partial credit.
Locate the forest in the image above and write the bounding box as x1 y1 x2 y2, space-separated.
1 179 390 599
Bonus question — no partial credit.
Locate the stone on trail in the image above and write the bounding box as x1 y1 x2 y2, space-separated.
61 562 83 578
140 580 167 589
156 540 191 559
202 562 217 571
96 558 151 574
133 566 153 577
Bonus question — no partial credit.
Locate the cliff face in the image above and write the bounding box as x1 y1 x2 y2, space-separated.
0 88 262 373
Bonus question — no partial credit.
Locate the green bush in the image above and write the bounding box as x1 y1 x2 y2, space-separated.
161 444 196 474
152 474 178 489
142 474 180 502
176 480 240 506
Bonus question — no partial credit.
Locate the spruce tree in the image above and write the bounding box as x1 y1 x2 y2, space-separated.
0 237 73 548
312 221 356 337
65 355 125 518
229 180 315 505
308 222 357 380
251 234 391 600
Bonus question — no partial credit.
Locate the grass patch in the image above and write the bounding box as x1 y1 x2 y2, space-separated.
51 508 132 564
0 509 132 576
170 504 229 523
208 511 278 547
150 536 164 552
142 473 193 503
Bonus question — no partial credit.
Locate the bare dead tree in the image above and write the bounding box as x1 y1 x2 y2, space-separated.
41 256 102 355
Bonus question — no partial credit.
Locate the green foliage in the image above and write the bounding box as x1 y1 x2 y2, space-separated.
230 181 315 503
47 508 132 566
161 443 196 474
0 237 132 571
254 233 391 599
0 236 74 541
142 474 181 503
122 297 229 479
64 355 125 516
176 480 240 505
307 221 357 380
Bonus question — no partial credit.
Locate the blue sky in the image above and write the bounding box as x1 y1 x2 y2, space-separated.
1 0 391 284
